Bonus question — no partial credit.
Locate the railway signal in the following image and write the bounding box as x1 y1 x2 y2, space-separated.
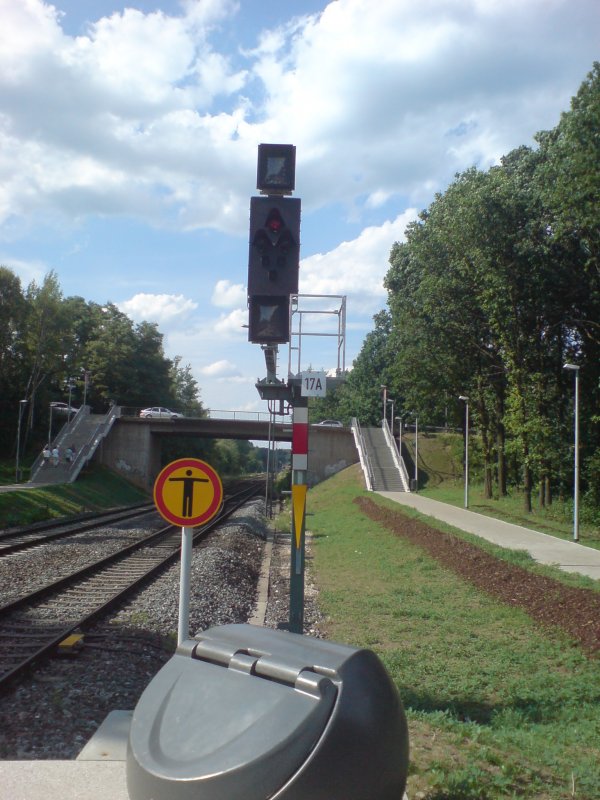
247 196 301 344
248 144 301 345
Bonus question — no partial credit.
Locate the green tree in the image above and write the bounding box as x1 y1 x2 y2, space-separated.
21 272 70 441
170 356 205 416
0 268 27 451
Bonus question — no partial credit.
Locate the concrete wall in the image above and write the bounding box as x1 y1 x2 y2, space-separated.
307 427 358 486
94 422 161 489
94 418 358 489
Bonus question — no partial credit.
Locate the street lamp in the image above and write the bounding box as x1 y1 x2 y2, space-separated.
563 364 580 542
15 399 28 483
65 377 75 415
387 399 394 432
48 402 54 444
459 396 469 508
414 414 419 491
82 368 90 407
380 385 387 425
395 416 402 453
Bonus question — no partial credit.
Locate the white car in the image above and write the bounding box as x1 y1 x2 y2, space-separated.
314 419 343 427
50 402 79 416
140 407 183 420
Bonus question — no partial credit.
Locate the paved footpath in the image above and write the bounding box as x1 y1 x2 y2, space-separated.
378 491 600 581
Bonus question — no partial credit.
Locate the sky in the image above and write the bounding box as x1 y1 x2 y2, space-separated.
1 0 599 415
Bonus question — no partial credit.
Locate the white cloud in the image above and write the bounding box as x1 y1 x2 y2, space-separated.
0 256 47 286
250 0 599 210
300 209 418 313
214 307 248 335
200 359 241 378
211 279 246 307
119 293 198 323
1 0 599 415
0 0 597 232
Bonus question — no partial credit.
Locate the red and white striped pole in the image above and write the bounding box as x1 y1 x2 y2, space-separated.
289 398 308 633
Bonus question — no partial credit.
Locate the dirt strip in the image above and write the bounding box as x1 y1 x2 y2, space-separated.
355 496 600 656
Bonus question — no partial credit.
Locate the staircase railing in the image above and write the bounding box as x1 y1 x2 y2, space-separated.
381 418 411 492
28 406 90 482
68 405 122 482
351 417 374 491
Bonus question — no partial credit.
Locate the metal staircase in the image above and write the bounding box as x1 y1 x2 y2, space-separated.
354 420 410 492
29 406 121 485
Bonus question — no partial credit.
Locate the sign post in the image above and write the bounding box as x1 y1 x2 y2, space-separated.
153 458 223 644
289 397 309 633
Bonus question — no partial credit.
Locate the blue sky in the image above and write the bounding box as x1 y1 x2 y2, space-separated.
1 0 599 413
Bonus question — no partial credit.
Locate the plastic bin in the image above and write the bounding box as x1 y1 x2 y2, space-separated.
127 623 408 800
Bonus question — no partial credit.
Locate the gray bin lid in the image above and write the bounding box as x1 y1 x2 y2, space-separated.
127 624 408 800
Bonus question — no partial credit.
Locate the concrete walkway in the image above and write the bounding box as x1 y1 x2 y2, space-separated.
378 491 600 581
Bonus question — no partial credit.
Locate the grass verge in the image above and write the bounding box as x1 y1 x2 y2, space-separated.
307 465 600 799
0 466 149 528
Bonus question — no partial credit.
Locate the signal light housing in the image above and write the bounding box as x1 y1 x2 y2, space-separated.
247 196 301 297
256 143 296 195
248 296 290 344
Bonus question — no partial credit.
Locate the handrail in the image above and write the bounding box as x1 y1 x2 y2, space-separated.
28 406 90 481
119 407 291 423
381 418 411 492
351 417 375 491
69 405 121 482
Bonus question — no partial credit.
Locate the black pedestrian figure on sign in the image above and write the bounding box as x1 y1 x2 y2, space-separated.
168 469 209 517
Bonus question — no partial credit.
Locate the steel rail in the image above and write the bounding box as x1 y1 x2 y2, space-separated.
0 481 262 693
0 504 157 556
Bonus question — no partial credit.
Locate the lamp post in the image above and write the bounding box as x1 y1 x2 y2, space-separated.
15 399 28 483
563 364 580 542
380 385 387 425
82 369 90 407
48 402 54 444
66 377 75 416
459 395 469 508
387 399 394 432
414 414 419 491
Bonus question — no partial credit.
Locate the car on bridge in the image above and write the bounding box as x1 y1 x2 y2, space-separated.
140 406 184 420
314 419 343 427
50 402 79 416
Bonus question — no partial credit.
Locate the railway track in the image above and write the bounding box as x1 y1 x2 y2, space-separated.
0 503 156 556
0 481 262 693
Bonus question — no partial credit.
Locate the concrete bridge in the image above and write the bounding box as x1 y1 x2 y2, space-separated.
94 414 358 490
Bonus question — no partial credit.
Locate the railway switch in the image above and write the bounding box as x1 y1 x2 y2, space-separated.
126 623 409 799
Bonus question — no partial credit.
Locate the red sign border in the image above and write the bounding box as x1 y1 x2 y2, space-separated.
153 458 223 527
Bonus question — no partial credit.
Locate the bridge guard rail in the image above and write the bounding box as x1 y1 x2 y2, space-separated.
351 418 375 491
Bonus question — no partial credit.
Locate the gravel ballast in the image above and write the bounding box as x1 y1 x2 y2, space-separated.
0 499 323 759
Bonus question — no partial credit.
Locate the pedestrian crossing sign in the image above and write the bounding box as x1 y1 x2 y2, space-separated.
153 458 223 527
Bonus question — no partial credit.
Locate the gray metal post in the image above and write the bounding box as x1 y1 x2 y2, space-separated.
574 367 580 542
15 399 27 483
178 526 193 644
459 396 469 508
563 364 580 542
414 415 418 491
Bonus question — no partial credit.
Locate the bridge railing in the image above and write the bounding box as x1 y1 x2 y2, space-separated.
206 409 291 423
119 407 291 423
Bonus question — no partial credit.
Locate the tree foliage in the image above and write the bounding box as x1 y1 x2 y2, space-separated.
322 63 600 511
0 270 205 455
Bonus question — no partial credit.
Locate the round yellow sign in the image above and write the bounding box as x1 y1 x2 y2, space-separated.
153 458 223 527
